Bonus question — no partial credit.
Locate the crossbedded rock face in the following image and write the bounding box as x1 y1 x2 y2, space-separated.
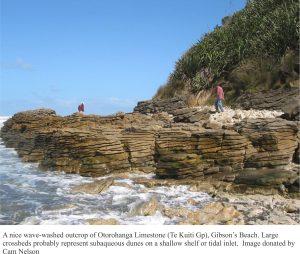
133 97 186 114
1 108 299 189
155 118 299 191
237 118 299 170
0 109 62 162
120 128 156 173
0 109 168 177
156 128 251 179
40 128 130 176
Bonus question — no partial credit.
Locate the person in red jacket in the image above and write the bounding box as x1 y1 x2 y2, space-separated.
78 102 84 113
214 83 224 112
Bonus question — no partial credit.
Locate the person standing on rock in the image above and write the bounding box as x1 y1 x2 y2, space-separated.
214 83 224 112
78 102 85 113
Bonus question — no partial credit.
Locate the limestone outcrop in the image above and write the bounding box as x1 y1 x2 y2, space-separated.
0 109 169 177
134 97 186 114
155 128 248 179
172 107 211 123
233 87 299 111
1 106 299 193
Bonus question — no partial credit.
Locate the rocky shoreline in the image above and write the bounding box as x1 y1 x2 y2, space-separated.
67 172 300 225
1 99 299 224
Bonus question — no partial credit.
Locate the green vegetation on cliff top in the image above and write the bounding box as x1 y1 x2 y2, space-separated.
155 0 299 102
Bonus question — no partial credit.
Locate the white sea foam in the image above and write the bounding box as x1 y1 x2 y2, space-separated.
0 115 211 225
0 116 10 128
15 173 213 225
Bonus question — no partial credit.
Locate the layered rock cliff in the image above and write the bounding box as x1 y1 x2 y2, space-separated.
1 105 299 195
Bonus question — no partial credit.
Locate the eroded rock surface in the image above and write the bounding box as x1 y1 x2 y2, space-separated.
0 109 169 177
86 218 120 225
233 87 300 111
134 97 186 115
71 179 114 194
1 106 299 193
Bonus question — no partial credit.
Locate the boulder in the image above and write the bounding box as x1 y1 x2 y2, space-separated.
178 202 243 225
234 169 298 187
172 107 210 123
128 197 160 216
71 179 114 194
280 97 300 121
163 207 194 219
134 97 186 115
86 218 120 225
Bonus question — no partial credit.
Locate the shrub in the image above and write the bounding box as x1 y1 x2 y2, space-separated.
155 0 299 97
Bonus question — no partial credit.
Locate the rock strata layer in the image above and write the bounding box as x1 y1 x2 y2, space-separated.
1 107 299 193
233 87 300 111
134 97 186 114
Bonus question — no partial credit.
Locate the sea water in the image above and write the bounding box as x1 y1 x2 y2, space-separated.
0 117 211 225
